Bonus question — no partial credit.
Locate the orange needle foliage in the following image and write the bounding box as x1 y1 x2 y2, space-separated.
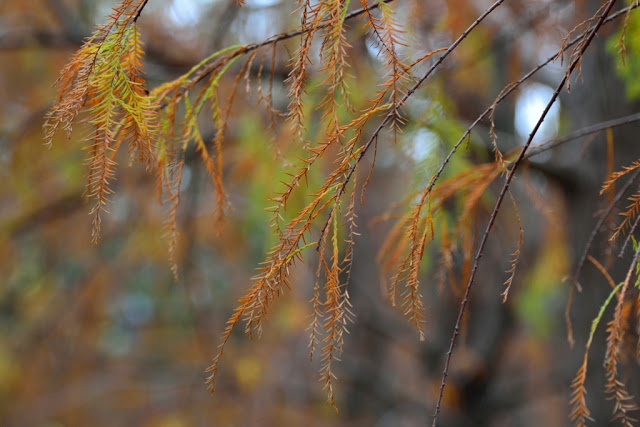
43 0 640 423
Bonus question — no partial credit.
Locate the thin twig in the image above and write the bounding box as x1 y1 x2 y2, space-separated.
175 0 396 94
384 2 640 242
133 0 150 22
525 112 640 160
432 1 618 425
573 169 640 284
619 211 640 257
318 0 507 247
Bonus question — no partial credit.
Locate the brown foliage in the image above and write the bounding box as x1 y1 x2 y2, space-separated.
39 0 640 424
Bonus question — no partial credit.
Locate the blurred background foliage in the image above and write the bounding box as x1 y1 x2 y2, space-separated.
1 0 640 425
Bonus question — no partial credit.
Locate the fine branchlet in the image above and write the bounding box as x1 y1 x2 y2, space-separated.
45 0 640 423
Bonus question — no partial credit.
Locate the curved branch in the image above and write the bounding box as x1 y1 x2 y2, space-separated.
165 0 396 99
133 0 150 22
319 0 507 244
432 2 619 425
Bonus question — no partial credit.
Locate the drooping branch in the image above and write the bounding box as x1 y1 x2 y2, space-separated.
38 0 640 419
320 0 508 247
432 2 619 425
158 0 397 107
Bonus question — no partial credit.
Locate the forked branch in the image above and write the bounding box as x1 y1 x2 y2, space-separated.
432 1 619 425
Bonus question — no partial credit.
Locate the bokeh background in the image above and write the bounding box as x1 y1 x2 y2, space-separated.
2 0 640 425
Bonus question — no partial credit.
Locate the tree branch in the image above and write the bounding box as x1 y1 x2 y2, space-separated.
432 2 619 425
320 0 507 245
